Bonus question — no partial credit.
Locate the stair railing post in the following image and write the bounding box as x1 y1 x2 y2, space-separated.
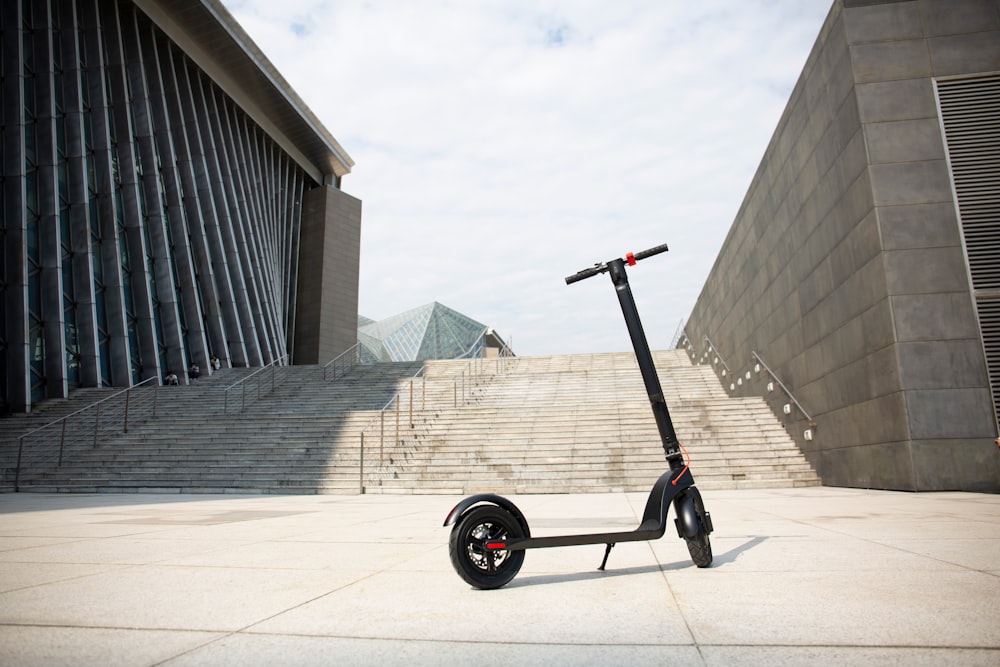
123 386 132 433
59 420 67 466
93 403 101 448
15 435 25 491
359 432 365 494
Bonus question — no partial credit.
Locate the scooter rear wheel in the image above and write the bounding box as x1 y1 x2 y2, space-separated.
449 505 525 589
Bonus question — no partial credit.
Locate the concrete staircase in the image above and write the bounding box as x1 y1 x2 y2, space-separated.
0 366 276 490
3 362 441 494
1 351 821 494
364 351 821 494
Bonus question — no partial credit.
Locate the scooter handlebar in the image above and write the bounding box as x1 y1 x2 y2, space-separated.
632 243 669 262
564 265 603 285
564 243 669 285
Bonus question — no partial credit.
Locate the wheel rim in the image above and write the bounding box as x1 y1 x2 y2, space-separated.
466 520 512 573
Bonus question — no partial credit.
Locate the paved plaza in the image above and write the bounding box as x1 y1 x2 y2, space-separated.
1 487 998 666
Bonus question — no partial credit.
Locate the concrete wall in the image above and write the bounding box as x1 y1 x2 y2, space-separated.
682 0 1000 492
294 186 363 365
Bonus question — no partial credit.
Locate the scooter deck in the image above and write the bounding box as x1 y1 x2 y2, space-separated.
489 467 695 552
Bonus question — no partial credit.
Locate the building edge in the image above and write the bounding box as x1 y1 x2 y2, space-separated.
680 0 1000 492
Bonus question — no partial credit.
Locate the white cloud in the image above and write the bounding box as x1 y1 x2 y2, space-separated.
221 0 833 355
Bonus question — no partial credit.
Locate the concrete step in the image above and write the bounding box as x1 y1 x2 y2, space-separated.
7 350 822 494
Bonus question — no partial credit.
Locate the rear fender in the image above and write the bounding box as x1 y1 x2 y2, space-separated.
443 493 531 537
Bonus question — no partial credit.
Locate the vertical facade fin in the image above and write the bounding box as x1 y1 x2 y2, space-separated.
0 0 350 411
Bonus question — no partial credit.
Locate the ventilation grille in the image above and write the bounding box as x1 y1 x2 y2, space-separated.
978 300 1000 422
937 74 1000 434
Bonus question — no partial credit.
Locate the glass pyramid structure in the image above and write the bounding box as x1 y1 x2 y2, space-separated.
358 302 488 363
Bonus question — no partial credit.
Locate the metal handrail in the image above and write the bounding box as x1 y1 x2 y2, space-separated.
493 334 517 373
451 330 493 407
454 329 489 360
752 351 815 424
358 366 428 493
222 354 289 414
453 354 483 407
702 334 732 378
13 376 159 491
323 343 360 381
676 329 691 351
495 344 516 375
451 329 522 406
356 331 518 493
670 318 686 348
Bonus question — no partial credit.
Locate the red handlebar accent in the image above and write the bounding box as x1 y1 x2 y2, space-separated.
626 252 636 266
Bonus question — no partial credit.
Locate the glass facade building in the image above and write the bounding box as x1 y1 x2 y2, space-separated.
359 302 489 363
1 0 361 412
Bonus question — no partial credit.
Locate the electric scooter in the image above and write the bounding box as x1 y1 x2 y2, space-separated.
444 244 714 589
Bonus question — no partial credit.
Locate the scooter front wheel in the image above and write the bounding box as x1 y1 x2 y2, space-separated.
675 490 713 568
449 505 525 589
685 530 713 568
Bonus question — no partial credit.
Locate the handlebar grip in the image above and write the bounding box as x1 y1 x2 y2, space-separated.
565 265 603 285
632 243 669 261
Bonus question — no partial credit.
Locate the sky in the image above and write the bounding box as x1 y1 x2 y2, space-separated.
220 0 834 357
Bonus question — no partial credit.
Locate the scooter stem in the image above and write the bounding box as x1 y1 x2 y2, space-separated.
606 258 684 467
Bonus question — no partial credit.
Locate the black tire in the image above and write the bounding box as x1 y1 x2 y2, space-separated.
449 505 525 589
675 491 713 568
685 530 713 568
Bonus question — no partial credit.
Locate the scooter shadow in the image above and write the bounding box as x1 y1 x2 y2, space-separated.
709 535 768 566
509 563 664 588
504 535 768 588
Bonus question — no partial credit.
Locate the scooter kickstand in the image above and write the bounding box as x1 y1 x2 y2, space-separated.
598 543 616 571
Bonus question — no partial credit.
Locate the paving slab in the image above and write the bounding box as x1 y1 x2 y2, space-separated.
0 487 998 666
